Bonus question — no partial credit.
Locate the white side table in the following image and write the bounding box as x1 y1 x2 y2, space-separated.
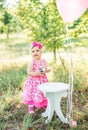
38 82 69 124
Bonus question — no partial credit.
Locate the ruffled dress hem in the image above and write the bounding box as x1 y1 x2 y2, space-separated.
23 99 47 108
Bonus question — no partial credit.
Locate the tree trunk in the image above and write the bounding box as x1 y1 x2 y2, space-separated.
6 25 9 39
53 47 56 62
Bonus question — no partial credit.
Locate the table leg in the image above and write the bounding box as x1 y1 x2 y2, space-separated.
42 107 49 118
42 91 68 124
43 93 55 123
54 93 68 124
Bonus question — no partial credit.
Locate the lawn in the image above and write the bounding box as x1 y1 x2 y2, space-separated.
0 33 88 130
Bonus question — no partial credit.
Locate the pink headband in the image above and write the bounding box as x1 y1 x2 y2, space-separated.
31 42 43 49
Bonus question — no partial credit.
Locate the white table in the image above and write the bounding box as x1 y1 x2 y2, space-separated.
38 82 69 124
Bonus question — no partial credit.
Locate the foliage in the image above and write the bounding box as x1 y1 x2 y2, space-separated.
0 0 5 10
3 10 12 25
68 10 88 38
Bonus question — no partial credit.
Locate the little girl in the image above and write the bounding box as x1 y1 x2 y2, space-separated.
22 41 50 114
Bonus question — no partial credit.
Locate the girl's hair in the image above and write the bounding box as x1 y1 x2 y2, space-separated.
30 42 43 50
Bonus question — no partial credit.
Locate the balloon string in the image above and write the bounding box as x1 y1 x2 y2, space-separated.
66 24 69 44
65 23 74 123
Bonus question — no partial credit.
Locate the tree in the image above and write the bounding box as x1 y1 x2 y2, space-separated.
43 1 65 61
17 0 66 61
2 10 13 38
0 0 22 36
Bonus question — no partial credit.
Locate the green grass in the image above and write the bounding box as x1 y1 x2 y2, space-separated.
0 33 88 130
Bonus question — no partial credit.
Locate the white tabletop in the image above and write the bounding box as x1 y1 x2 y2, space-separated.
38 82 69 93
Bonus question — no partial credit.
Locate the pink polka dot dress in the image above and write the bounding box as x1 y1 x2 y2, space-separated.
22 59 48 108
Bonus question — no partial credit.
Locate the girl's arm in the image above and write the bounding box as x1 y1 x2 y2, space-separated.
27 61 41 76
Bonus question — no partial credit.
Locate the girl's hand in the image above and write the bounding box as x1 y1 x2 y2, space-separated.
45 67 51 73
36 70 42 76
39 67 51 74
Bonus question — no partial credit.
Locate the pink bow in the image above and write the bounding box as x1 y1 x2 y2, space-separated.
31 42 43 49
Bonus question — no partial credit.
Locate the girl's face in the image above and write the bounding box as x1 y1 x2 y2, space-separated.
31 46 42 61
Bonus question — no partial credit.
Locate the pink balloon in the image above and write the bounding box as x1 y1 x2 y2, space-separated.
56 0 88 23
